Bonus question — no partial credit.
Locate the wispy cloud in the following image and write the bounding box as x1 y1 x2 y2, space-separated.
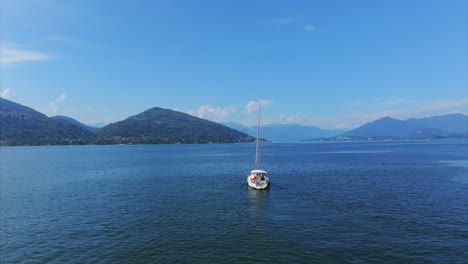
266 18 319 33
350 97 412 107
0 44 56 65
49 93 67 114
244 100 274 114
0 88 14 99
278 114 303 124
188 105 237 122
351 98 467 118
405 99 468 117
50 93 67 106
304 25 317 31
309 99 468 129
260 114 304 126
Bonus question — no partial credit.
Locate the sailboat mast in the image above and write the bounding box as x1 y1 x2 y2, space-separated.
256 99 260 167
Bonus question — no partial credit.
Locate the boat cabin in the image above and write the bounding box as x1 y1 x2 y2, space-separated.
251 169 267 179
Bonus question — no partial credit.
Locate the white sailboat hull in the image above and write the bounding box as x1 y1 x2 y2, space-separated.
247 171 270 190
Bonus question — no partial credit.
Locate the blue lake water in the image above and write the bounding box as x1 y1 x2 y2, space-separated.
1 141 467 263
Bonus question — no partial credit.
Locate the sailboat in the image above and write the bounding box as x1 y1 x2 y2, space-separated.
247 100 270 190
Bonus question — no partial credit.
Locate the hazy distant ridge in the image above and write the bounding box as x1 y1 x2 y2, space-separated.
329 114 468 140
223 122 345 142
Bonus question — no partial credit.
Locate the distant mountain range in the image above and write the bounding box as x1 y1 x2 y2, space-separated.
223 122 345 142
322 114 468 141
1 98 466 145
0 98 253 145
88 122 107 128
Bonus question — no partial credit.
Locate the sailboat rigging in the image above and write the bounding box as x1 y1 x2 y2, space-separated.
247 99 270 190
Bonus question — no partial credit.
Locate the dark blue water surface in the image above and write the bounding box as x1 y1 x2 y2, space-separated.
1 142 467 263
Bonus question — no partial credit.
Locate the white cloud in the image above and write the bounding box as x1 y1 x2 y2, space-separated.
244 100 274 114
49 93 67 106
0 45 56 65
404 99 468 117
188 105 237 122
49 93 67 114
0 88 14 99
280 114 303 124
304 25 317 31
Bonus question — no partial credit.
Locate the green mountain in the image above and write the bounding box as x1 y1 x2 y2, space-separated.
97 107 254 144
0 98 96 145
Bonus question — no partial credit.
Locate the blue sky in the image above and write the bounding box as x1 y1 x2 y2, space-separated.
1 0 467 129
